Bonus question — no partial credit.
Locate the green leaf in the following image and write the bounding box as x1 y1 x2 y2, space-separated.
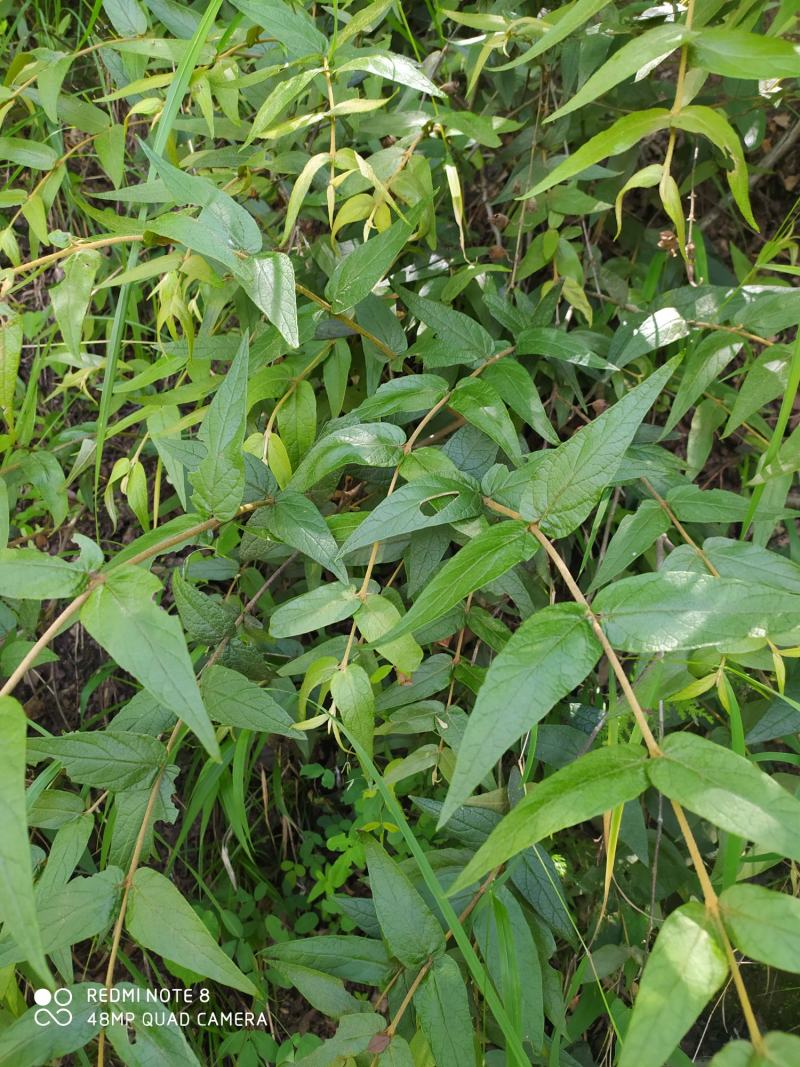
172 570 238 643
103 0 148 35
355 374 448 420
50 250 101 356
294 1013 386 1067
0 696 49 982
233 253 299 347
648 733 800 862
80 566 219 759
363 837 444 966
523 360 676 537
691 28 800 80
255 491 348 582
339 476 482 555
453 745 649 891
201 665 297 737
230 0 327 58
326 212 416 312
0 983 103 1067
719 883 800 974
246 67 323 142
548 24 692 122
482 360 559 444
588 500 671 591
378 520 538 641
278 379 317 468
126 868 257 994
524 109 672 199
671 107 756 229
289 422 405 490
26 730 165 789
0 312 22 433
336 51 444 97
413 954 477 1067
0 137 59 170
0 868 122 967
396 284 495 362
594 571 800 652
709 1032 800 1067
270 581 363 638
618 902 728 1067
331 664 375 758
0 547 88 599
264 934 394 985
448 378 521 462
270 961 366 1018
190 333 248 521
493 0 611 70
441 603 601 824
664 333 742 434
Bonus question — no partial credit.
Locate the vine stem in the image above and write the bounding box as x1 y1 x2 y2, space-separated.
480 494 764 1051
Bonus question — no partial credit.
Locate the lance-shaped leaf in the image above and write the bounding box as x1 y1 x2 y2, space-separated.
191 334 249 521
671 107 756 229
26 731 165 790
201 665 297 737
126 868 257 994
289 423 406 491
452 745 650 891
594 571 800 652
0 696 49 983
338 476 482 556
588 500 671 591
691 27 800 81
647 733 800 861
377 520 538 642
413 954 476 1067
448 378 522 462
233 252 299 348
441 603 601 824
326 210 418 312
0 547 88 599
363 838 444 966
719 883 800 974
522 360 675 537
331 664 375 758
80 566 219 758
618 903 728 1067
250 491 347 581
270 582 364 638
51 250 100 356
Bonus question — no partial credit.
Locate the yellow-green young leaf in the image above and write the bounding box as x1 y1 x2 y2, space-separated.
709 1032 800 1067
124 458 150 530
523 359 676 537
335 52 444 97
50 249 101 356
0 696 50 983
659 172 686 255
524 109 671 199
441 603 601 825
233 252 298 347
413 954 476 1067
647 733 800 861
354 594 423 675
191 333 248 521
126 868 257 994
246 67 322 143
691 28 800 80
281 151 329 244
453 745 650 892
615 164 663 236
377 520 538 643
0 310 22 431
331 664 375 757
21 193 49 244
363 837 444 965
266 433 292 488
619 902 728 1067
80 566 219 759
448 378 521 462
671 107 757 229
0 547 88 599
548 24 692 122
719 883 800 974
594 571 800 652
325 210 417 313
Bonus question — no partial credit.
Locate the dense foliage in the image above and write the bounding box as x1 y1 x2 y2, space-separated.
1 0 800 1064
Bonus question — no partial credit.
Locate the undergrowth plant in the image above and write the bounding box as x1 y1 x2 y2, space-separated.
1 0 800 1064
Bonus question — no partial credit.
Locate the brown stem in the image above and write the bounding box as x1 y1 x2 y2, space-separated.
0 590 92 698
640 477 720 576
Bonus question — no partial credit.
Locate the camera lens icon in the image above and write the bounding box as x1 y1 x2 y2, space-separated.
34 988 73 1026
